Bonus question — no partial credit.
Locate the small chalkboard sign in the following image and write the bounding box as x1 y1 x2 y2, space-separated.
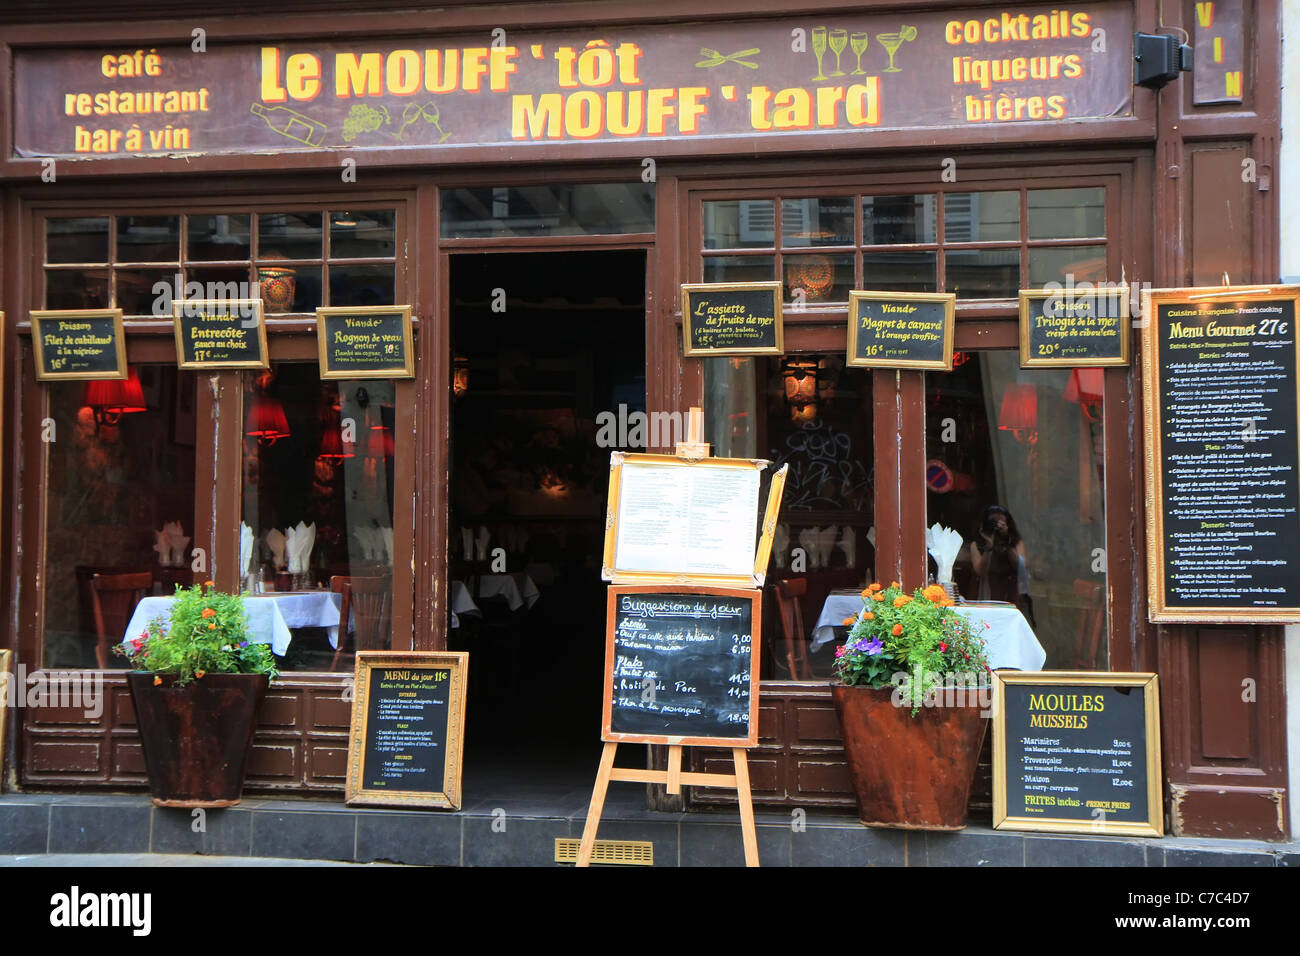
173 299 268 370
1019 288 1131 367
345 651 468 809
603 585 760 747
31 309 127 380
993 671 1162 837
316 306 414 379
681 282 783 357
847 291 955 370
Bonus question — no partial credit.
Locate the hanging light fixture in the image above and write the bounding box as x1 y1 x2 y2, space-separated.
1064 368 1105 422
245 371 291 445
782 357 820 423
83 369 147 427
997 383 1038 444
317 409 356 460
453 355 470 398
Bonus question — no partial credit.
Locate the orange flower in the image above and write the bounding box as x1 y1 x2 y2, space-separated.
893 595 912 608
201 608 216 619
923 584 946 602
860 588 872 598
890 580 900 589
195 670 206 679
868 583 882 593
863 611 875 620
891 623 903 636
841 616 856 626
153 675 162 686
871 592 885 602
208 622 218 630
939 598 955 607
203 580 214 587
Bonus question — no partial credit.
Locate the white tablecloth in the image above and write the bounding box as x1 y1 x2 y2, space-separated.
811 592 1046 671
122 591 345 657
450 580 480 629
474 573 540 611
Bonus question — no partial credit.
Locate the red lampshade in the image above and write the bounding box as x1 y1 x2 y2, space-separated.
318 413 356 459
245 392 291 443
83 369 147 425
1064 368 1105 405
365 425 394 459
998 383 1038 441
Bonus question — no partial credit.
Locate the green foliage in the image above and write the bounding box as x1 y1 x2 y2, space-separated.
832 582 989 712
116 582 278 686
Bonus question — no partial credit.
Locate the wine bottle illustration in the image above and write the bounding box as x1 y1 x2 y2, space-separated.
249 103 327 147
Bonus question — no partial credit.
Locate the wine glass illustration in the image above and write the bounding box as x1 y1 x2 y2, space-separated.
850 33 870 74
811 26 828 82
828 29 849 77
877 25 918 73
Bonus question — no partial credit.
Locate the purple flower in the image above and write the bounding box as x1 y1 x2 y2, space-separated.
239 641 249 648
863 638 884 656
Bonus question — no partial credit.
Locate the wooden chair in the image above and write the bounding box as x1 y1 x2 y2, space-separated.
772 578 813 681
1072 578 1105 668
329 576 392 671
90 572 153 669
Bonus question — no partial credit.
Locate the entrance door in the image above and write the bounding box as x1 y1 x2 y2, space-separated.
446 250 647 775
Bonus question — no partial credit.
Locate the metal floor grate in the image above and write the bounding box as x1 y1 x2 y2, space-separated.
554 838 654 866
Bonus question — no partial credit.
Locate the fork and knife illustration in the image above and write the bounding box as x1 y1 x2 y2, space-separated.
696 47 760 69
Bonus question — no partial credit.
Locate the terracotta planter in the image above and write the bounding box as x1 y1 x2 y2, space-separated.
831 682 988 830
126 671 268 808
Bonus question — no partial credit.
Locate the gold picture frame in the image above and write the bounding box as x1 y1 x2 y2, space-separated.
1141 285 1300 623
31 309 127 380
172 298 269 370
992 671 1163 837
846 291 955 370
681 281 784 357
316 305 415 379
345 651 468 810
1018 287 1131 367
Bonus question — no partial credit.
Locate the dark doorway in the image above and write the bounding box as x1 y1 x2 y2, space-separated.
448 250 646 784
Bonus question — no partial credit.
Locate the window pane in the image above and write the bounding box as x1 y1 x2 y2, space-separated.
782 197 854 247
47 217 109 264
863 195 937 245
242 365 395 671
863 251 938 292
256 263 321 313
188 266 255 305
945 191 1019 242
117 216 180 263
926 353 1107 669
259 211 323 260
703 200 773 249
42 367 197 668
945 248 1019 298
440 183 654 238
1028 188 1105 240
784 252 853 304
116 268 176 316
187 214 251 261
330 210 396 258
1027 245 1108 287
330 264 395 307
45 269 109 309
703 255 774 284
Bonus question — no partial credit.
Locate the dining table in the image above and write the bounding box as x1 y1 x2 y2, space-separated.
811 588 1046 671
122 590 347 657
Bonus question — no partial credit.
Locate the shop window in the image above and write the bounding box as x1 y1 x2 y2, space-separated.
440 183 654 238
926 353 1108 669
706 355 874 683
41 365 198 669
241 365 396 673
43 208 398 317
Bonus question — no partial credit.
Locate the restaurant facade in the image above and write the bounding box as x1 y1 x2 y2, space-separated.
0 0 1293 846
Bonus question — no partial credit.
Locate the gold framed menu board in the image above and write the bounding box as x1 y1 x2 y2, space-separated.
1019 287 1131 367
680 281 783 357
602 452 785 588
316 305 414 379
31 309 127 380
847 291 955 370
1142 286 1300 622
173 298 269 370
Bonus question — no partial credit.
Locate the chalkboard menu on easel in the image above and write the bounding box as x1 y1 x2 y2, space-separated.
31 309 127 380
317 306 414 379
603 585 760 746
847 291 955 370
1019 288 1130 367
173 299 269 369
1143 287 1300 622
993 672 1162 837
681 282 783 356
345 651 467 809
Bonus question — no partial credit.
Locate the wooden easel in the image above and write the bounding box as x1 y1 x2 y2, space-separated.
577 408 763 867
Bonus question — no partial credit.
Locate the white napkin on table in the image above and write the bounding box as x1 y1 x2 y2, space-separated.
837 526 856 569
816 525 838 568
153 528 172 567
266 529 287 569
798 527 816 568
380 527 393 563
475 526 490 561
772 523 788 569
926 522 964 584
240 523 254 577
461 527 474 561
164 521 189 567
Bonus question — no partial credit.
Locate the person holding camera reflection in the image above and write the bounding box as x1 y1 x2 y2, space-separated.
969 505 1036 629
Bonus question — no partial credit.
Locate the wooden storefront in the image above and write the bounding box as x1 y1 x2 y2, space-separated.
0 0 1288 840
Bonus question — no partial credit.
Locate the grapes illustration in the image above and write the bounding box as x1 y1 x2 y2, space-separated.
342 104 391 142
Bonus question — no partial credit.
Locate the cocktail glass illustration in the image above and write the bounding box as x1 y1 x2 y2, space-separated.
828 29 848 76
850 33 870 74
811 26 828 81
877 25 918 73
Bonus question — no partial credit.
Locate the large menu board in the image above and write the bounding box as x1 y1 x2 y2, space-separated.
1143 288 1300 622
603 586 760 746
345 651 467 809
993 672 1162 837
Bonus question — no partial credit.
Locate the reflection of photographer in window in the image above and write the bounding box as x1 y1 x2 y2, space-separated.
969 505 1036 628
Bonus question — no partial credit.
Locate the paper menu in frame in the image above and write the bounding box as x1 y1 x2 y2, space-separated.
603 453 773 587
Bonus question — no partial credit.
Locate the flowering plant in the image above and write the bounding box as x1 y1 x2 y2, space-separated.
833 582 989 711
116 582 277 686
